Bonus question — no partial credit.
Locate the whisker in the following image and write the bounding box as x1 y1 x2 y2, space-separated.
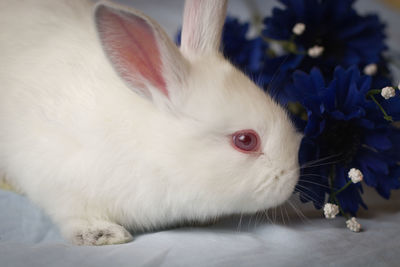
300 153 342 168
298 178 331 190
254 211 260 229
247 214 253 231
295 190 323 205
295 190 325 208
295 190 325 212
237 213 243 232
284 205 291 225
280 206 285 225
295 185 320 201
263 210 273 225
283 156 341 177
301 159 343 169
266 55 290 97
299 173 328 179
287 200 311 224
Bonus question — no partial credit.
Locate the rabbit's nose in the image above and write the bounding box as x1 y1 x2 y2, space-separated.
274 170 286 180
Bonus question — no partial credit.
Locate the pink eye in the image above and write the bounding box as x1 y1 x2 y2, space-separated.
231 130 260 153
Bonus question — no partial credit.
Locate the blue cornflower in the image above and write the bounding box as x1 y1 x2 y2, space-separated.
292 66 400 215
263 0 390 93
219 18 304 102
221 17 265 76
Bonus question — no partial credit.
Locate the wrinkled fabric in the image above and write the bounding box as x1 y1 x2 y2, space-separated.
1 188 400 267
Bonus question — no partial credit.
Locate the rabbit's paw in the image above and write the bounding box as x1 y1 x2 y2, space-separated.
66 220 133 246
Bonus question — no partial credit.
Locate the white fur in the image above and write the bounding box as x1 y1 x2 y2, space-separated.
0 0 302 245
181 0 227 56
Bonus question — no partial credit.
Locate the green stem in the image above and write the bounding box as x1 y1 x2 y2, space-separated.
338 204 350 220
366 89 382 96
328 165 336 203
327 165 350 219
261 36 305 55
370 95 393 122
262 36 287 45
334 180 352 196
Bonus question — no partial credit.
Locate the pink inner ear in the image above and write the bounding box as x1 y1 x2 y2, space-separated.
97 7 168 97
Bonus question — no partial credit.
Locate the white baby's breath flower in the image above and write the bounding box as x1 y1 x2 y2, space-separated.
323 203 339 219
292 23 306 35
363 63 378 76
381 86 396 100
308 45 324 58
346 217 361 232
348 168 363 184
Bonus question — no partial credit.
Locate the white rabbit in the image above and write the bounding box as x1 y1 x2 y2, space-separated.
0 0 302 245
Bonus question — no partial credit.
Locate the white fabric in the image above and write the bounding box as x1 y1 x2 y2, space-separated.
1 188 400 267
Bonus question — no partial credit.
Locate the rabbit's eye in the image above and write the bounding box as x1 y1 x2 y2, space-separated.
231 130 260 153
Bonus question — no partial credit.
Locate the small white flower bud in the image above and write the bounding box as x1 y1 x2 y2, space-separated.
308 45 324 58
381 86 396 100
363 63 378 76
323 203 339 219
292 23 306 35
348 168 363 184
346 217 361 232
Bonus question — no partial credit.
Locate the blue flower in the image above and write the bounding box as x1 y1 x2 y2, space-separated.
177 16 305 102
263 0 390 96
219 18 305 102
292 66 400 215
221 17 265 76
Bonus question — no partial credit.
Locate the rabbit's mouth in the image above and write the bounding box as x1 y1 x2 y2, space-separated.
252 168 299 208
254 175 277 196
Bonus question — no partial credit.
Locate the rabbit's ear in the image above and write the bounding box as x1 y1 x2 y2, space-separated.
95 2 189 108
180 0 227 56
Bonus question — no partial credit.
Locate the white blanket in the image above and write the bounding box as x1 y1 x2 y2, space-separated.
1 188 400 267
